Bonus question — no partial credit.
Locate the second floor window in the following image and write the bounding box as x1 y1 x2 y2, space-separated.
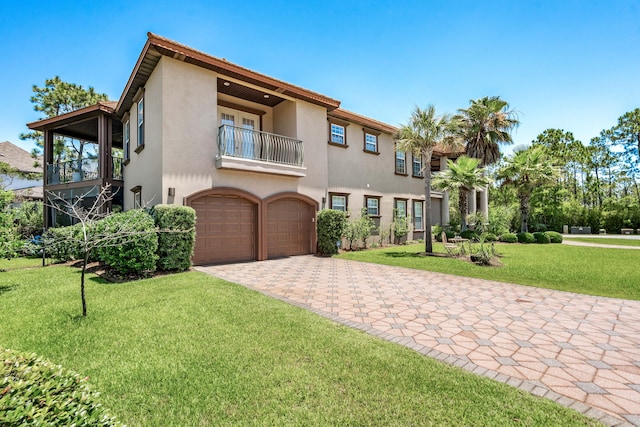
137 97 145 148
124 120 130 161
395 148 406 174
330 123 345 145
413 155 423 177
364 133 377 153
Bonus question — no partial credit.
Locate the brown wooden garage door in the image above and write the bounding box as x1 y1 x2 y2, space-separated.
191 195 256 265
267 198 314 259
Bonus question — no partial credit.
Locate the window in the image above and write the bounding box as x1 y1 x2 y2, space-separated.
330 123 345 145
124 120 130 162
412 155 423 177
395 199 407 218
395 146 406 174
413 200 423 230
364 133 378 153
136 97 144 151
329 193 348 212
130 185 142 209
365 196 380 217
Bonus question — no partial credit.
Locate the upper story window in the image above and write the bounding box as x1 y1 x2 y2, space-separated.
413 200 424 230
331 123 345 144
329 192 348 212
364 132 378 153
412 155 423 177
395 146 406 175
136 97 145 152
328 118 349 147
124 119 130 162
365 196 380 217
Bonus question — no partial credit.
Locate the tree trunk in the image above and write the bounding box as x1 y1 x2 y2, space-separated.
81 252 88 317
424 153 433 253
459 189 468 231
520 192 530 233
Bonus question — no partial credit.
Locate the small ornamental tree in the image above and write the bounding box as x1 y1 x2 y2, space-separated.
44 185 158 317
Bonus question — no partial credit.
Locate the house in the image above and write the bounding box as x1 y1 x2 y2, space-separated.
29 33 488 264
0 141 43 199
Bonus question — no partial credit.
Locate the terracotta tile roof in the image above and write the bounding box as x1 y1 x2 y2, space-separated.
0 141 42 173
117 33 341 116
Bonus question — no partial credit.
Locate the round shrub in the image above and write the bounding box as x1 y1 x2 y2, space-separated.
533 231 550 244
500 233 518 243
317 209 347 255
445 230 455 239
97 209 158 276
484 233 498 242
433 224 443 242
516 232 536 243
460 229 478 240
43 223 85 261
545 231 563 243
0 348 122 426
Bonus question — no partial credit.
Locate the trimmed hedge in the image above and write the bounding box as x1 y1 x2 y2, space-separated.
533 231 550 244
516 232 536 244
317 209 347 255
484 233 498 242
0 348 122 426
43 223 84 261
545 231 563 243
500 233 518 243
460 229 478 240
97 209 158 276
152 205 196 271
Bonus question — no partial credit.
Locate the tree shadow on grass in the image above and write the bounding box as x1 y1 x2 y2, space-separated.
381 251 449 259
0 284 18 295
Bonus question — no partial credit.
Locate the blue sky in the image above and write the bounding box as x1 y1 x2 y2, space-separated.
1 0 639 154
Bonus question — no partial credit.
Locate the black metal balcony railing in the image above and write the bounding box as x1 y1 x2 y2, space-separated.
217 125 304 167
47 157 124 184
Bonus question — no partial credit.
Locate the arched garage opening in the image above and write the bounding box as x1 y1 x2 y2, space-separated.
186 188 261 265
263 192 318 260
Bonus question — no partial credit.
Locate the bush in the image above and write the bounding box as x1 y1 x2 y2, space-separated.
0 347 122 426
445 230 455 239
317 209 347 255
545 231 563 243
11 201 44 239
533 223 547 233
152 205 196 271
533 231 550 244
483 233 498 242
43 224 84 261
433 224 443 241
460 229 478 240
500 233 518 243
516 232 536 244
97 209 158 276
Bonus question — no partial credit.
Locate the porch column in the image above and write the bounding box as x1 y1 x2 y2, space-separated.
43 130 54 229
440 156 450 225
478 186 489 218
467 189 477 217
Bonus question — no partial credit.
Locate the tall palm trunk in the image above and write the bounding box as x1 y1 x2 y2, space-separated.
458 188 468 231
424 153 433 253
519 192 530 233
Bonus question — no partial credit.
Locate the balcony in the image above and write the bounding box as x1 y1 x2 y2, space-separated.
47 157 124 184
215 125 306 177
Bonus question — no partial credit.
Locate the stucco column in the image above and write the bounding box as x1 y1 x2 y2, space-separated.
478 186 489 218
468 189 477 217
439 156 450 225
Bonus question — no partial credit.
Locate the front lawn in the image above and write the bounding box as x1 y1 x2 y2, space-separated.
337 242 639 300
564 237 640 247
0 265 599 426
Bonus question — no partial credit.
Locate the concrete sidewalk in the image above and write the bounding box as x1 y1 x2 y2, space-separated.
197 256 640 426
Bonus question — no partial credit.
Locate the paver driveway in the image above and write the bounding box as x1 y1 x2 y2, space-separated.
197 255 640 426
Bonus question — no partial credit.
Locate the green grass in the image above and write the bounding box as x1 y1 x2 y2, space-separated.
337 243 639 300
0 256 51 271
564 237 640 246
0 265 599 426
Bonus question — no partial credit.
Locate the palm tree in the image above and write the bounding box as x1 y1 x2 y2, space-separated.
432 156 492 231
497 146 559 232
454 96 519 167
395 105 462 253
